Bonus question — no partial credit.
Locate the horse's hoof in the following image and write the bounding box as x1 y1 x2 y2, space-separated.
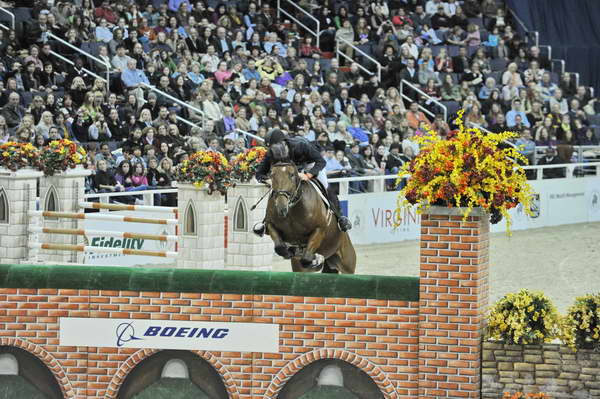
275 244 292 259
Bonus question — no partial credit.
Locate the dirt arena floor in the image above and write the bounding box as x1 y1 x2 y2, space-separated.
270 222 600 312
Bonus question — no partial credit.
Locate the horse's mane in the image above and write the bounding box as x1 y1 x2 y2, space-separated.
270 142 290 162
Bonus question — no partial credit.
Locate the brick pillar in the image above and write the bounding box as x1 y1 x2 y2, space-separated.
38 166 91 264
418 207 489 399
176 183 225 269
0 168 43 264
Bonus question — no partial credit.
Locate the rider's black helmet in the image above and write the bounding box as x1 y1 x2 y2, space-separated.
265 128 286 147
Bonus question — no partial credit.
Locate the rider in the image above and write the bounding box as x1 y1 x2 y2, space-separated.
253 128 353 235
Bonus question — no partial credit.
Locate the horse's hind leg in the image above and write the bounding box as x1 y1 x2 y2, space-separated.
336 233 357 274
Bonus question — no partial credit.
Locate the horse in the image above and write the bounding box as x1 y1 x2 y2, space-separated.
264 161 356 274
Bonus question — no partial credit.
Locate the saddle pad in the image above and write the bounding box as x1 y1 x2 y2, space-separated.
308 179 331 210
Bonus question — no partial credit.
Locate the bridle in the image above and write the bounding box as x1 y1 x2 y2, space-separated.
270 162 303 209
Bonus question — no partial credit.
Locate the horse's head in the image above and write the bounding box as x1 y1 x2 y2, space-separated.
270 162 301 218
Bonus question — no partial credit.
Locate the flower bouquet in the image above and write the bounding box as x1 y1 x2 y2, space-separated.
38 139 87 176
0 142 40 171
231 146 267 183
561 293 600 351
398 109 534 231
175 150 233 195
487 289 560 345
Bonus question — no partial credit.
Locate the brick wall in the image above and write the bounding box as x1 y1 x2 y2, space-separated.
482 341 600 399
0 288 419 398
0 206 490 398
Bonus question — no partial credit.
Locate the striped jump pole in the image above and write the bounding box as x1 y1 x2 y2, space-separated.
29 243 178 258
79 201 178 215
29 211 178 225
29 227 178 242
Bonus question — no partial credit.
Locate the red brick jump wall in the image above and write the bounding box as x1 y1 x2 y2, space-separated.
0 289 420 398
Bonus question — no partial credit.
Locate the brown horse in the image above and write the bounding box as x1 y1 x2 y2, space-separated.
264 162 356 274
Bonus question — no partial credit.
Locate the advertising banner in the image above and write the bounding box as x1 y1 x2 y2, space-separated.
60 317 279 353
343 177 600 245
82 210 176 266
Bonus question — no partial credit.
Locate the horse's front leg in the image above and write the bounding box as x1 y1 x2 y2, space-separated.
300 228 326 267
266 223 292 259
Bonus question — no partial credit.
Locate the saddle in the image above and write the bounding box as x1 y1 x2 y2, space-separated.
306 178 331 211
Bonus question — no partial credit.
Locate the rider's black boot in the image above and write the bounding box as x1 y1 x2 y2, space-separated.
327 186 352 232
253 222 266 237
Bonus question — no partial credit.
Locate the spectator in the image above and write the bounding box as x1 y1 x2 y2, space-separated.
538 147 565 179
506 100 530 128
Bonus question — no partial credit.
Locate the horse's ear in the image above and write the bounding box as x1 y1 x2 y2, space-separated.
271 142 289 162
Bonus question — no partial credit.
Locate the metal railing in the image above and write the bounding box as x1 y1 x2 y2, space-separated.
523 161 600 180
534 145 600 164
277 0 320 48
140 82 206 128
0 6 14 30
506 6 538 46
80 159 600 202
335 36 382 82
235 129 265 143
551 59 565 75
540 45 552 61
46 32 111 95
48 50 107 83
84 188 177 206
400 79 448 121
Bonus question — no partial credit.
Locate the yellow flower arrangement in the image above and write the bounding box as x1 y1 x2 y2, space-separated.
487 289 560 345
38 139 87 176
560 293 600 351
174 150 233 195
231 146 267 183
398 110 534 231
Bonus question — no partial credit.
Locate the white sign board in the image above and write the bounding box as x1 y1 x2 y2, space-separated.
83 210 176 266
344 192 420 245
60 318 279 353
343 176 600 245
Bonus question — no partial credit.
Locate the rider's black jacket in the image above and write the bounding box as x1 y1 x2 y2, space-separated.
255 136 326 181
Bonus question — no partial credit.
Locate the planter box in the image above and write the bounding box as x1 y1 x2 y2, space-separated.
0 168 43 264
177 183 226 269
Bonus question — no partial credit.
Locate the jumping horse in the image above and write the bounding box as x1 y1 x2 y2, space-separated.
264 161 356 274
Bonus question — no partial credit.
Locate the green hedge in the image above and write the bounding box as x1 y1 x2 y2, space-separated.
0 264 419 301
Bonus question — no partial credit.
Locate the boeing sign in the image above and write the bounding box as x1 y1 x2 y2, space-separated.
60 318 279 353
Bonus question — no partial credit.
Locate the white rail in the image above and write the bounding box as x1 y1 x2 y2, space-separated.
49 50 107 82
29 242 178 258
140 82 206 127
84 188 178 205
29 227 178 242
235 128 265 143
277 0 320 48
46 32 111 95
335 36 381 82
400 79 448 121
0 6 14 30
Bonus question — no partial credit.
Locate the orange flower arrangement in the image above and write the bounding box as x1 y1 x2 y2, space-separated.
38 139 87 176
398 110 534 231
175 150 233 195
0 142 39 171
503 392 550 399
231 146 267 182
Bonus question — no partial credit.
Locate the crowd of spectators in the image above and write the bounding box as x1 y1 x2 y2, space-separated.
1 0 599 199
